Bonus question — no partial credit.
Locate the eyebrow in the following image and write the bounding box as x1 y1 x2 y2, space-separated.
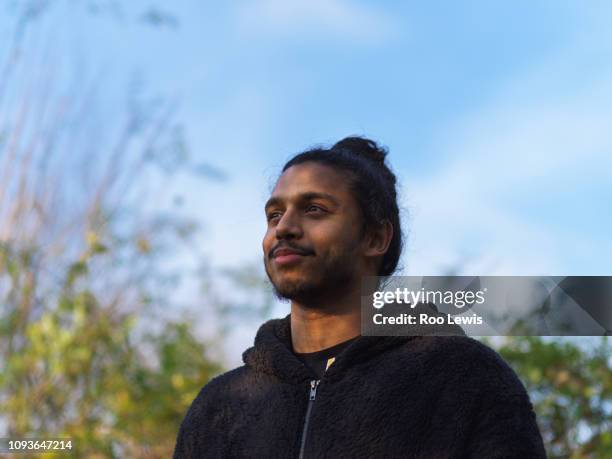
264 192 340 212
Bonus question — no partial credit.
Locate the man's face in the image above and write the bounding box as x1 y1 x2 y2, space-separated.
263 162 365 305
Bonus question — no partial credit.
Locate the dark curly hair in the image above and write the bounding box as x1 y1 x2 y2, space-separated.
282 136 402 276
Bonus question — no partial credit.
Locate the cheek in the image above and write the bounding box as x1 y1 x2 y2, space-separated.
310 221 360 255
262 228 274 253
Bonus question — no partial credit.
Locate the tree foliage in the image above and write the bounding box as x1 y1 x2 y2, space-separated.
493 336 611 459
1 240 222 457
0 4 223 457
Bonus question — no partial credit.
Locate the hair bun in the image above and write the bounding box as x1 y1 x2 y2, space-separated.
331 136 387 164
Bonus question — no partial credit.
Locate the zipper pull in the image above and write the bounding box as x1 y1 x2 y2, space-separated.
309 380 320 401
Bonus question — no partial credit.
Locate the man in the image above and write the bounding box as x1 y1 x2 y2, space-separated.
174 137 546 458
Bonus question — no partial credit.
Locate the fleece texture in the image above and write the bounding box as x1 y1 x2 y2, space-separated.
174 315 546 458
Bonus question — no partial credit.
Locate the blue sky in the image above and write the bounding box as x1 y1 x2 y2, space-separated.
100 0 611 276
2 1 611 363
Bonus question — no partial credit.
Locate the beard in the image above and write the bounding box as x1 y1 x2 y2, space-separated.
264 244 359 307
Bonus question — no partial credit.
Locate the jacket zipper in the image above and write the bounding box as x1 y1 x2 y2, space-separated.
298 379 320 459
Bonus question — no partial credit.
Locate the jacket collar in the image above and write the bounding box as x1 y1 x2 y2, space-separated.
242 314 434 384
242 315 313 383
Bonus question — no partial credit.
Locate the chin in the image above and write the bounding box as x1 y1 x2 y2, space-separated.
270 267 308 287
271 276 321 302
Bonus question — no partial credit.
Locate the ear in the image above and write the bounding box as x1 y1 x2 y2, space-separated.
363 220 394 259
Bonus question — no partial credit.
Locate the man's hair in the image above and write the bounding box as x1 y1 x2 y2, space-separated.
282 136 403 276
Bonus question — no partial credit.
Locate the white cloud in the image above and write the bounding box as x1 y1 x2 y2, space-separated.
403 73 612 276
234 0 398 44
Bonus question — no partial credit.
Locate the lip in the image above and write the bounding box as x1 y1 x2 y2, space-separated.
273 248 303 257
271 247 311 266
274 253 305 265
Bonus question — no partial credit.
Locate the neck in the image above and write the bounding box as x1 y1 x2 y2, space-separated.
290 285 361 353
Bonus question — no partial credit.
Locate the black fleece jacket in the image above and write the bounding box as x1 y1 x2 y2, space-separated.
174 315 546 458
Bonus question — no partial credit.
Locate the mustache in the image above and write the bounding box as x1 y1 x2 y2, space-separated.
269 242 315 259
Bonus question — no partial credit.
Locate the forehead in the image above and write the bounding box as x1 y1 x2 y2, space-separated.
271 162 352 200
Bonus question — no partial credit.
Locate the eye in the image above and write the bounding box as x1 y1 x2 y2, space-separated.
306 205 325 213
266 211 282 222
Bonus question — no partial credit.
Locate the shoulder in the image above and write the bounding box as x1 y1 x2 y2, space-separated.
174 366 252 457
422 335 508 362
187 365 250 409
179 365 251 430
407 335 512 366
399 336 527 394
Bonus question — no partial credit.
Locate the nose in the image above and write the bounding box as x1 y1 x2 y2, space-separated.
275 208 303 240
